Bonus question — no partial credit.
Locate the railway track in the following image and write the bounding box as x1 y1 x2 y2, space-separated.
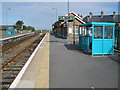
1 33 40 67
0 33 36 53
1 33 45 89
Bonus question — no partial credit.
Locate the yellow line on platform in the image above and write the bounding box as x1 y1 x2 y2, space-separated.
35 33 49 88
13 33 50 88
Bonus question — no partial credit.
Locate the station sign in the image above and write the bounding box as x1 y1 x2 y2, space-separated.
58 16 74 22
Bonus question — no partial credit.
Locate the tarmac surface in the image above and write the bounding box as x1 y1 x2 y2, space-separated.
49 33 118 88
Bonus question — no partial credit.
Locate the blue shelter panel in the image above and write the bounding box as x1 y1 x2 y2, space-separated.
79 36 91 52
103 40 114 54
92 40 103 55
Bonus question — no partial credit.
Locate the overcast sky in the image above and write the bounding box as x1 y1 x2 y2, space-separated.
1 2 119 30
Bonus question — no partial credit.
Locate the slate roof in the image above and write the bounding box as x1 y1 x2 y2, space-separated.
66 11 85 24
83 15 120 23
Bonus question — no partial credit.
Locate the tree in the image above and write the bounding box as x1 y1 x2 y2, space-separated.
15 20 24 31
23 25 27 30
27 26 35 32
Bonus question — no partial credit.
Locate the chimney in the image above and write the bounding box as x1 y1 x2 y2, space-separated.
81 15 83 18
113 11 116 19
78 14 83 18
78 14 81 16
89 12 93 18
101 11 104 18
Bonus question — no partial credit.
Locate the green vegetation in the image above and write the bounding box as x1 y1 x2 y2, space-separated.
35 30 42 33
35 30 50 33
23 25 27 30
27 26 35 32
13 20 36 32
14 20 24 32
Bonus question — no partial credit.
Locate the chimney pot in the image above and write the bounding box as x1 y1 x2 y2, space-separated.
78 14 83 18
78 14 80 16
89 12 93 18
113 11 116 19
101 11 104 18
81 15 83 18
113 11 116 15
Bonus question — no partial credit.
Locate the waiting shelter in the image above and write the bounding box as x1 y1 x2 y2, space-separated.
7 27 14 35
79 22 115 56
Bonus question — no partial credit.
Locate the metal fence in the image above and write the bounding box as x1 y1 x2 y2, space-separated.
115 27 120 50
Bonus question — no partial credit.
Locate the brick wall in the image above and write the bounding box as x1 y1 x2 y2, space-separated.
54 13 83 38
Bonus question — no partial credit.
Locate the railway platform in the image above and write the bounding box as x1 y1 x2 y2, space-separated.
0 32 34 42
9 32 119 89
9 33 49 88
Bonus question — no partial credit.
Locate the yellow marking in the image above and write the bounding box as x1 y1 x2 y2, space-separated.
35 33 49 88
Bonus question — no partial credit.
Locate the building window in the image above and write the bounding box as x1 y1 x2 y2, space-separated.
68 27 73 34
80 27 85 36
75 26 78 34
86 26 92 36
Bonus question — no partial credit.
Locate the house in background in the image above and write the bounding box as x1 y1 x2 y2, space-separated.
83 11 120 26
52 11 85 39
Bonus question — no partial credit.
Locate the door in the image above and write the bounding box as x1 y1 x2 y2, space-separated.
103 26 114 54
92 26 103 55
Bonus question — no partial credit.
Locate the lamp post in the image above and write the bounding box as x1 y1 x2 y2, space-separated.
21 16 24 30
68 0 69 14
6 8 11 30
118 1 120 14
52 8 57 21
73 17 75 45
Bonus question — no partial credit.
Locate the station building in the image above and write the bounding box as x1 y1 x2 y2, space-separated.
52 12 85 39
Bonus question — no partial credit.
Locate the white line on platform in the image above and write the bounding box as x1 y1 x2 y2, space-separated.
9 33 47 89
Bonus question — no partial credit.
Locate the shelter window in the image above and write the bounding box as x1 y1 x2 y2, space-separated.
94 26 103 39
104 26 113 39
